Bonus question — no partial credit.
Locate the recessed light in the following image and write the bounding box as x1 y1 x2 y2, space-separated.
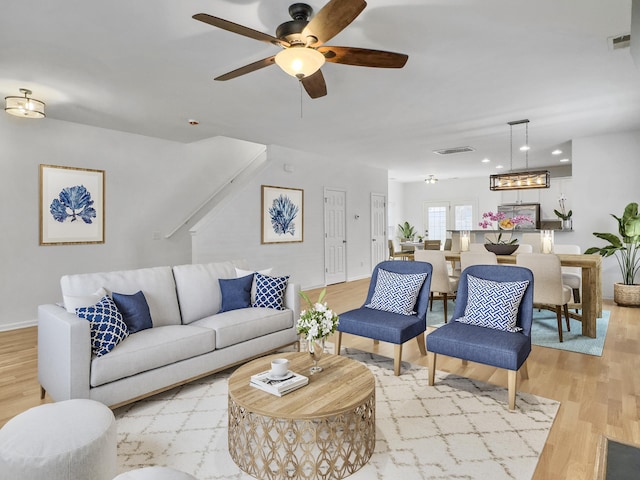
519 145 530 151
560 158 570 163
496 165 504 169
552 149 562 155
481 158 490 163
188 119 199 125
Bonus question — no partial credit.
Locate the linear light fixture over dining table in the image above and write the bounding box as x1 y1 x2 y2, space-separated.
489 119 550 191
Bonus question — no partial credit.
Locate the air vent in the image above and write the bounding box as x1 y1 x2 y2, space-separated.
609 33 631 50
433 146 475 155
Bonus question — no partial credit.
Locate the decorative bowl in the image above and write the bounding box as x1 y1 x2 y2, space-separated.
484 243 519 255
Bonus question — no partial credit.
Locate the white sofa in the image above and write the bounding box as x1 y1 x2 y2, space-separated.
37 261 300 407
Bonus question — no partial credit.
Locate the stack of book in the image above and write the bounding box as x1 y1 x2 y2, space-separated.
250 370 309 397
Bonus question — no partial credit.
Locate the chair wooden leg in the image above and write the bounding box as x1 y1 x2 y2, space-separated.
430 292 434 311
461 359 468 366
40 385 46 400
443 293 448 323
336 331 343 356
373 339 379 345
428 352 436 386
416 332 427 356
508 369 517 410
555 305 564 343
393 344 403 376
519 361 529 380
563 304 571 331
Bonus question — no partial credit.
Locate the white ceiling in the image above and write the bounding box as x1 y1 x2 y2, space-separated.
2 0 639 181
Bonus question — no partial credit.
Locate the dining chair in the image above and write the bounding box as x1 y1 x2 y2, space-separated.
513 243 533 254
414 250 459 323
426 264 534 410
468 243 487 252
389 239 414 261
460 251 498 271
515 253 572 342
552 244 582 305
423 240 442 250
521 233 541 253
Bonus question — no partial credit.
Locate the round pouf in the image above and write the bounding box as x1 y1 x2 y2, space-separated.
114 466 198 479
0 399 117 480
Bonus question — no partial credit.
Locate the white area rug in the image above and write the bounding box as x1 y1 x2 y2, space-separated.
115 350 559 480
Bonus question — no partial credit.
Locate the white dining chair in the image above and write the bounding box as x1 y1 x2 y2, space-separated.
516 253 572 342
513 243 533 254
460 251 498 271
521 234 542 253
414 250 459 322
553 244 582 305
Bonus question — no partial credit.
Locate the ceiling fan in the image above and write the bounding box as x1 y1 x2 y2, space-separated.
193 0 408 99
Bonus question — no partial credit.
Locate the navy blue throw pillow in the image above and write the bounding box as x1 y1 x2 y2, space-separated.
112 291 153 334
219 274 254 312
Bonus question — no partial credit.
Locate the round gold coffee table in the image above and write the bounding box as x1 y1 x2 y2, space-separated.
228 352 375 480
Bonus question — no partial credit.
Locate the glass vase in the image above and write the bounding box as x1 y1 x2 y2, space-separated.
308 338 325 374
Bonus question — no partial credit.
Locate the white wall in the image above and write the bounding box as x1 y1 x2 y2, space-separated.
192 144 389 290
392 129 640 299
0 114 262 330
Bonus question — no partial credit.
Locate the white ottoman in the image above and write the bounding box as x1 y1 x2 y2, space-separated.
114 466 198 479
0 399 116 480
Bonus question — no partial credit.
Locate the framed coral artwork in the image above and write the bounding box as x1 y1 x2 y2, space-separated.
39 164 105 245
261 185 303 244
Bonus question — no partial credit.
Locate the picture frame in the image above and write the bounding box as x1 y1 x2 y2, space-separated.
40 164 105 245
261 185 303 244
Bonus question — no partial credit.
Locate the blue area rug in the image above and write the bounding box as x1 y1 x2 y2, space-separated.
426 299 609 356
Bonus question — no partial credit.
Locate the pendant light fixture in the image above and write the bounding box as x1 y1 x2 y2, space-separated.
5 88 46 119
489 119 550 191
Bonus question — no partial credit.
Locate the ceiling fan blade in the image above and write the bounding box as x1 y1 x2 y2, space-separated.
301 70 328 99
215 56 276 81
193 13 289 48
318 46 408 68
302 0 367 47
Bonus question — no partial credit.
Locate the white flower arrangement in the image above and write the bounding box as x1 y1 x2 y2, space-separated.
296 289 339 342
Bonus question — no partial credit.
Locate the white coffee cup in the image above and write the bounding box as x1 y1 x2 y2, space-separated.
271 358 289 377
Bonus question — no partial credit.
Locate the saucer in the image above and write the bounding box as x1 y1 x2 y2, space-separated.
266 371 293 381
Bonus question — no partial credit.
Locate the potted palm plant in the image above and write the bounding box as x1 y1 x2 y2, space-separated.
585 202 640 307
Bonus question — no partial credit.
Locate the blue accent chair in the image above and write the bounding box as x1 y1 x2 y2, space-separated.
336 260 433 375
426 264 534 410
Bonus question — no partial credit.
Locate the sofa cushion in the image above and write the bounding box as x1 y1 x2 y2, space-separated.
191 307 293 349
219 274 253 312
63 287 107 313
90 325 215 387
172 261 237 324
76 296 129 357
112 291 153 334
235 267 272 303
61 266 181 327
253 273 289 310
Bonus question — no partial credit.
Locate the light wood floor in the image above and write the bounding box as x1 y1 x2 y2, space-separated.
1 279 639 479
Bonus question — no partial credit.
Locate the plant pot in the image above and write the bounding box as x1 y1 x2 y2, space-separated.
613 283 640 307
484 244 519 255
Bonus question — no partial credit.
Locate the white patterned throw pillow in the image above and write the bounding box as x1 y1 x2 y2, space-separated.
76 295 129 356
365 268 428 316
253 273 289 310
455 274 529 332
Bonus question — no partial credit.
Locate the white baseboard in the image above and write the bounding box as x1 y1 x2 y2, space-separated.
0 319 37 332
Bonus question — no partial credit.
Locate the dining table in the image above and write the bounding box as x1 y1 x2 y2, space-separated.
443 252 603 338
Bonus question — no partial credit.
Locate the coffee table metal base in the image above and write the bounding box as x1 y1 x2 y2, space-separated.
228 392 375 480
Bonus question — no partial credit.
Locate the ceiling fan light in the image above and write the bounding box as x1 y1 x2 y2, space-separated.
275 47 325 79
5 88 45 119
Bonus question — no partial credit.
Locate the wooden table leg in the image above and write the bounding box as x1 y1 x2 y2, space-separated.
581 265 596 338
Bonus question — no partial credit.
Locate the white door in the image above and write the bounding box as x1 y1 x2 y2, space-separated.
324 188 347 285
371 193 386 269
